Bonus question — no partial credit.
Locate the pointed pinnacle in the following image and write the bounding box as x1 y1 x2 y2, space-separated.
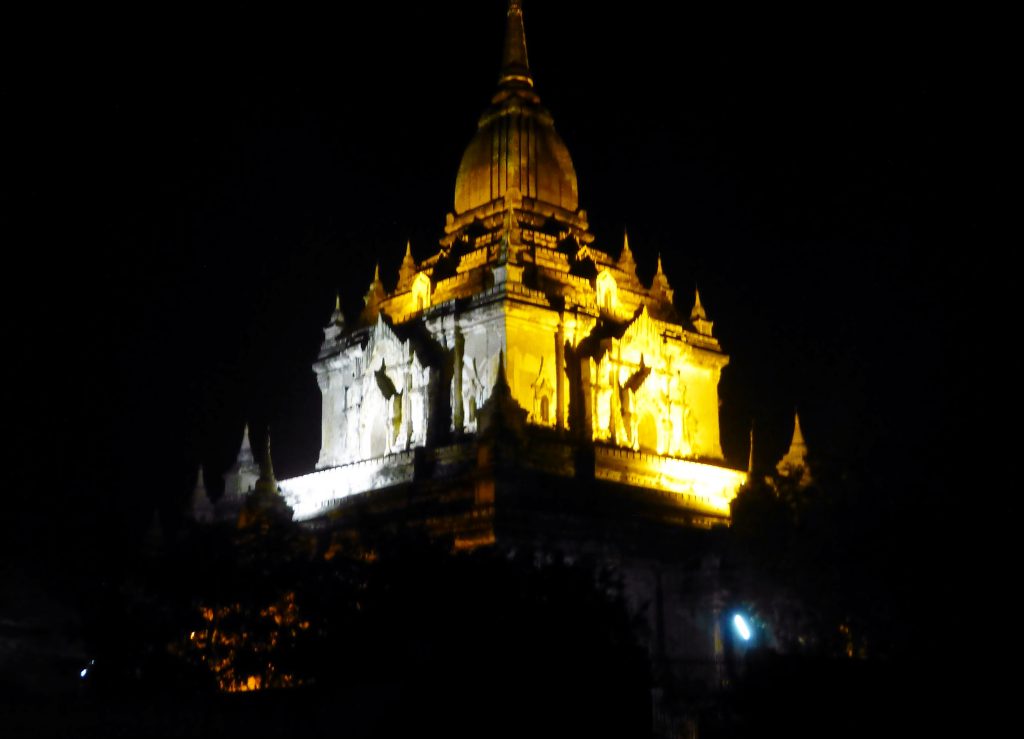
259 427 275 483
792 412 805 446
335 292 341 311
404 240 412 258
373 263 380 282
499 0 532 89
496 349 509 387
691 287 707 320
619 230 637 270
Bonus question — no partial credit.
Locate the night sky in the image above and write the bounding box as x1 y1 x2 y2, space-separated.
8 3 949 580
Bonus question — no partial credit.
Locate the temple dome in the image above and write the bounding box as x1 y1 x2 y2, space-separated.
453 1 579 216
454 97 579 216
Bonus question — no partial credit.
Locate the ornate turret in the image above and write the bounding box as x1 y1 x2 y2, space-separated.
777 412 812 486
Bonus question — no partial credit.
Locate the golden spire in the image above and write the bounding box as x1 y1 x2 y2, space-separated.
650 253 675 304
691 287 707 321
359 263 388 325
618 230 638 278
454 0 577 216
397 240 417 291
499 0 533 91
791 413 806 452
690 287 713 336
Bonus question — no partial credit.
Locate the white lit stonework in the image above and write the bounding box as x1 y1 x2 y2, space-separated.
274 3 747 524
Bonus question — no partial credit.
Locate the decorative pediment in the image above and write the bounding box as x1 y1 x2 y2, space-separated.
368 312 401 358
622 305 660 348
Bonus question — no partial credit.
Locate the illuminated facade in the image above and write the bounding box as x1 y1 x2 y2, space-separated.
273 1 746 527
197 2 757 703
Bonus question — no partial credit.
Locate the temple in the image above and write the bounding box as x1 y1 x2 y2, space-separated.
194 1 799 703
265 0 747 531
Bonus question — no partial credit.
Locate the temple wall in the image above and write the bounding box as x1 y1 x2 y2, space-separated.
505 302 561 428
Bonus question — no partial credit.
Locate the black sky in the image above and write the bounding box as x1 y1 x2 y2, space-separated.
7 2 950 572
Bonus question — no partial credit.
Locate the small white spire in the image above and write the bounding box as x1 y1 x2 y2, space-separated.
777 411 812 486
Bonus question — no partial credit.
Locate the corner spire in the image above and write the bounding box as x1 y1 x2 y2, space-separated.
618 230 638 279
690 287 713 336
650 253 675 305
324 292 347 343
499 0 533 91
221 422 261 504
240 427 294 527
397 240 417 292
359 263 388 325
477 349 527 437
255 427 277 494
777 411 812 486
691 287 706 320
238 424 254 465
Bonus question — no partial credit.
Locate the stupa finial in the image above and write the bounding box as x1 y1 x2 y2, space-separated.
499 0 533 90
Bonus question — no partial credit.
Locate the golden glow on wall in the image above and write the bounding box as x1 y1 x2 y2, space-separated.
595 446 746 516
292 0 749 525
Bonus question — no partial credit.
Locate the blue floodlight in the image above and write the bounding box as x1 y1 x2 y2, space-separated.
732 613 752 641
80 668 88 679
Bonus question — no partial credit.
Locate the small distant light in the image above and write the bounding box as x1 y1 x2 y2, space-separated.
733 613 752 641
80 668 88 679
